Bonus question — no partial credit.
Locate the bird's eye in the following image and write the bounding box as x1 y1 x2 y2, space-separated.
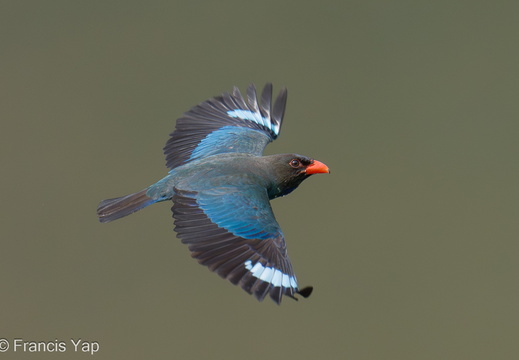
289 159 302 168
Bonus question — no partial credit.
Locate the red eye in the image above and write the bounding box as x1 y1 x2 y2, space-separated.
289 159 301 168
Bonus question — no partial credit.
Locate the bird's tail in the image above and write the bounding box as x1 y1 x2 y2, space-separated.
97 189 156 223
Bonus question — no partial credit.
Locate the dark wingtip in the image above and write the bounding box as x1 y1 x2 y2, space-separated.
297 286 313 299
246 83 259 111
259 83 273 119
272 86 287 133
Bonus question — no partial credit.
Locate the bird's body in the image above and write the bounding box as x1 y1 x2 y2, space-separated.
150 154 275 201
97 84 329 304
146 153 312 202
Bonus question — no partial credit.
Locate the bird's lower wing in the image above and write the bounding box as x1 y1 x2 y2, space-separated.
171 186 304 304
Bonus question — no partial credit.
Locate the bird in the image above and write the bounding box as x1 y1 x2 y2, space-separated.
97 83 329 304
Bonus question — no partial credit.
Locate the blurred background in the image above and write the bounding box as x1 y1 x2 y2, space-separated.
1 1 518 359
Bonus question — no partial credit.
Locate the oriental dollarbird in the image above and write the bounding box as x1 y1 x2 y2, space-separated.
97 83 329 304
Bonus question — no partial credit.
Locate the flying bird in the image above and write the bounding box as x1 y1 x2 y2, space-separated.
97 83 329 304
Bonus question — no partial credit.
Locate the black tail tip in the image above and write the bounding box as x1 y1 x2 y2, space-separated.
297 286 313 299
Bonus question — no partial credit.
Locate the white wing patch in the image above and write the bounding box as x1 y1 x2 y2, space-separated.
244 259 298 289
227 109 280 136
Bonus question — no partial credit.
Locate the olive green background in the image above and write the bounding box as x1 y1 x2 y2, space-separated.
1 1 518 359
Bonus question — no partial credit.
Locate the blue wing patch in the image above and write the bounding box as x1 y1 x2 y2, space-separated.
196 185 282 240
188 126 271 163
163 83 287 170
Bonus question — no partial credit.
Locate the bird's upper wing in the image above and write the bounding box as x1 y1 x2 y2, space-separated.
164 83 287 170
171 184 305 304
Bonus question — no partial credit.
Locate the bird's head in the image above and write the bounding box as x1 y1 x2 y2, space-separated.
265 154 330 198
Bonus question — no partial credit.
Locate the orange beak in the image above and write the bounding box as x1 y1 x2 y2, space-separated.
305 160 330 175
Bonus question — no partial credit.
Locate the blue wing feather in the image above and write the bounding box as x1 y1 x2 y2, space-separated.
198 188 281 240
187 127 271 164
